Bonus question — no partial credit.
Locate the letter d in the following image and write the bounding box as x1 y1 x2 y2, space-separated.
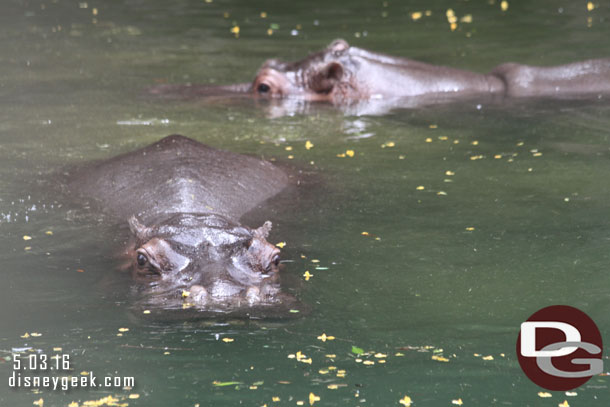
9 371 15 387
521 321 581 357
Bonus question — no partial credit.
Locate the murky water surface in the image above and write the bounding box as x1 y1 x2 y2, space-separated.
2 0 610 406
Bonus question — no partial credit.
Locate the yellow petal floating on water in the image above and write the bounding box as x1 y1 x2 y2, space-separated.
118 327 129 332
363 360 375 365
303 271 313 281
317 333 335 342
68 402 78 407
346 150 355 158
437 191 447 196
143 310 151 314
411 12 422 21
21 333 30 338
260 11 267 18
538 392 552 398
275 241 286 248
128 394 140 399
272 396 280 402
309 392 320 405
374 353 387 358
482 355 494 361
416 185 425 190
587 2 595 11
33 399 43 406
285 146 293 151
222 338 234 343
425 137 433 142
230 26 240 37
31 333 42 337
445 170 455 176
565 392 577 397
181 290 190 298
399 395 412 406
305 140 314 150
23 235 32 240
45 231 53 235
460 14 472 23
558 401 570 407
465 227 475 231
501 1 509 11
431 355 450 362
452 399 464 405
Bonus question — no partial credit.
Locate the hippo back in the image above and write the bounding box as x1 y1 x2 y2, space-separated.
67 135 289 222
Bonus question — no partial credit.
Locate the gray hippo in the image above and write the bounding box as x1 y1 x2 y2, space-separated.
251 39 610 102
67 135 301 318
151 39 610 114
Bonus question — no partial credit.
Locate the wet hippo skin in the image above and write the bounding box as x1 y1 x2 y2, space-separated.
67 135 301 319
251 39 610 102
149 39 610 116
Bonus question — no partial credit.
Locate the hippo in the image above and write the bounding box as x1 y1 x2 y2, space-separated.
251 39 610 102
150 39 610 115
67 135 301 318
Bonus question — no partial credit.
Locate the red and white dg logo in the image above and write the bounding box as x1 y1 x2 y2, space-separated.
516 305 604 391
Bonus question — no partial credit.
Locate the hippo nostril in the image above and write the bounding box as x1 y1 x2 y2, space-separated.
257 83 271 93
272 254 280 267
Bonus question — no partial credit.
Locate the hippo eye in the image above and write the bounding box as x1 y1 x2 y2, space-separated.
257 83 271 93
136 253 148 266
272 254 280 266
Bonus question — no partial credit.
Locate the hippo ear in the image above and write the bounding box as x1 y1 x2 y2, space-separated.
310 62 344 94
328 39 349 53
128 216 152 241
254 221 273 239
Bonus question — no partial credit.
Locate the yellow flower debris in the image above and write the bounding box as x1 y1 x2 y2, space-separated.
309 393 320 405
346 150 355 157
399 395 413 406
538 392 552 398
416 186 425 190
482 355 494 360
222 338 234 343
303 271 313 281
317 333 335 342
275 241 286 248
501 1 509 11
452 399 463 405
431 355 450 362
411 12 422 21
558 401 569 407
23 235 32 240
305 140 314 150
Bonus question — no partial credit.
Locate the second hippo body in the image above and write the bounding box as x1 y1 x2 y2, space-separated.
67 135 299 318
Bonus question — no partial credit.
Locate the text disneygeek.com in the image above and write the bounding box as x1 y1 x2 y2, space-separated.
7 353 135 391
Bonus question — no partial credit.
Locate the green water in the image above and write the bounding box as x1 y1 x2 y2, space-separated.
2 0 610 406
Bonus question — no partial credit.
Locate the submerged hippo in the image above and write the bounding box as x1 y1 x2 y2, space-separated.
150 39 610 115
250 39 610 102
67 135 300 318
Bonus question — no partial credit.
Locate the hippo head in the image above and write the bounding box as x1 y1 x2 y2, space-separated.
126 213 282 310
252 39 359 102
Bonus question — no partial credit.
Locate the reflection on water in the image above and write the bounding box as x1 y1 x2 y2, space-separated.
2 0 610 406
